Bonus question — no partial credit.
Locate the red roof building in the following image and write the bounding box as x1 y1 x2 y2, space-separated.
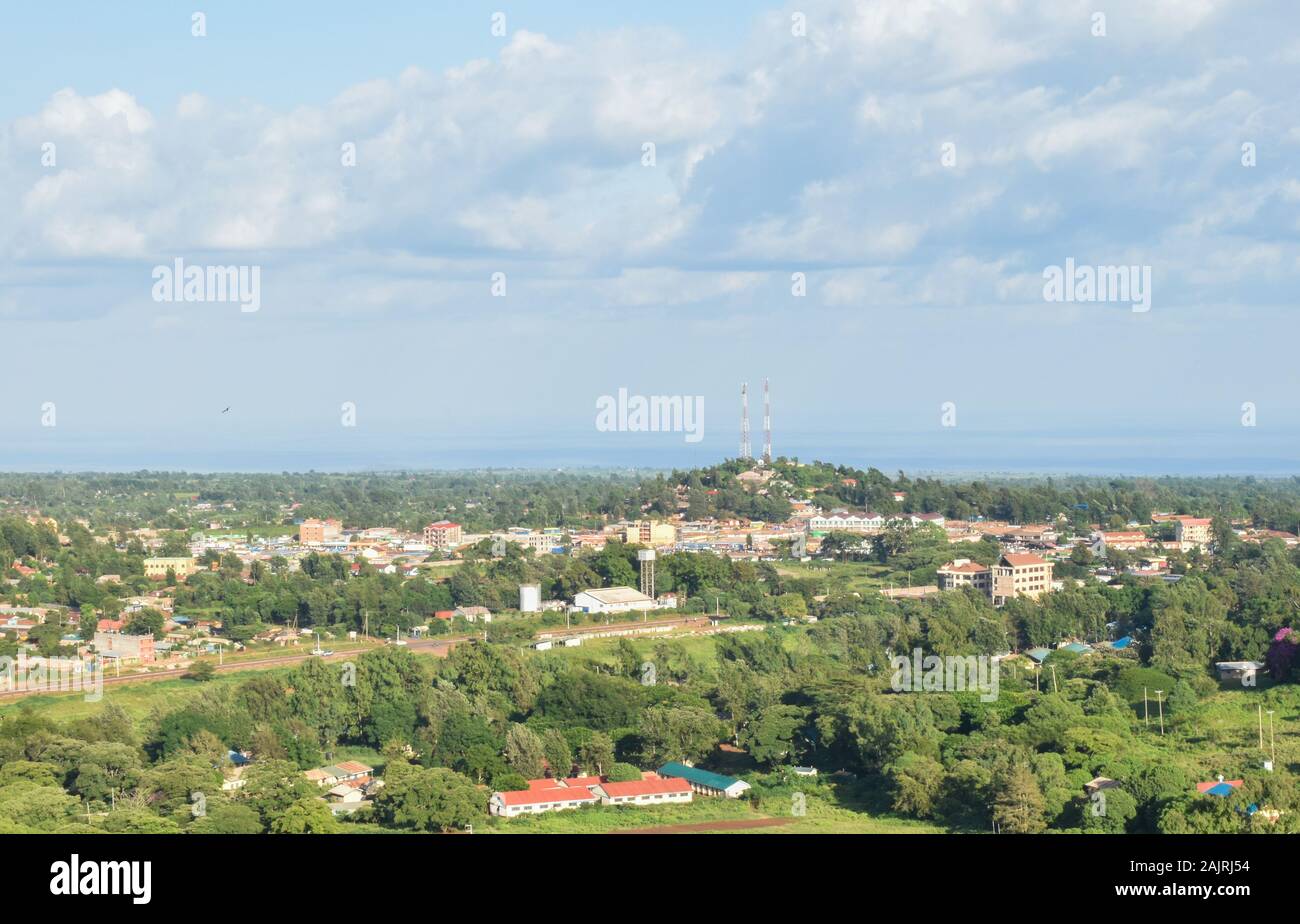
594 777 693 806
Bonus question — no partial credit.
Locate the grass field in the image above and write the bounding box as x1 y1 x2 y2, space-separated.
774 560 896 594
0 672 252 728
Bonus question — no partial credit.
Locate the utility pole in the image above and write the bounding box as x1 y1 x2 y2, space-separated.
1155 690 1165 736
1050 664 1058 694
1258 703 1264 750
1267 709 1276 767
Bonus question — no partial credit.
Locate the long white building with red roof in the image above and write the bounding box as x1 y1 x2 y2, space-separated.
489 772 693 818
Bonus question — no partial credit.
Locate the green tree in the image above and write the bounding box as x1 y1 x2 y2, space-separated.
271 797 340 834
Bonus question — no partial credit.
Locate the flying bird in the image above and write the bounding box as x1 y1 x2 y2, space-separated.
221 407 230 414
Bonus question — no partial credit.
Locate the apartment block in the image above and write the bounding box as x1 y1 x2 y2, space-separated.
422 521 463 551
623 520 677 545
937 553 1053 606
300 518 343 545
1173 517 1213 550
142 557 198 581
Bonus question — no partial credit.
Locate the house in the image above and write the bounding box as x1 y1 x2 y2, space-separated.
573 586 656 615
454 605 492 623
0 616 37 639
657 762 750 798
908 512 946 528
937 559 992 593
1214 661 1265 683
305 761 372 788
1084 776 1121 795
328 783 366 804
592 777 693 807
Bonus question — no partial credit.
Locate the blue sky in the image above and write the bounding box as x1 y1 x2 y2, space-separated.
2 1 1299 473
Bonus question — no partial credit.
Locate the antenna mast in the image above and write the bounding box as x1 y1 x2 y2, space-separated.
740 382 752 460
762 378 772 464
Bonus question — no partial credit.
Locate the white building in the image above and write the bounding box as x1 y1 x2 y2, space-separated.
592 777 693 807
573 586 657 615
808 510 885 533
489 785 598 818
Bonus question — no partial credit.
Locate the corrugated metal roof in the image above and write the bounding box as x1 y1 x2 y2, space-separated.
658 762 743 790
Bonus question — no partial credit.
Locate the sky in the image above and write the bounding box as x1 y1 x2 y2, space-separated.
2 1 1299 474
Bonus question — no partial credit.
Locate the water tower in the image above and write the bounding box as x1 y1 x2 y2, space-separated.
637 549 656 599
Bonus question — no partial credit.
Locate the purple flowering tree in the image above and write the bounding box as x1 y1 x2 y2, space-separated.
1266 627 1296 682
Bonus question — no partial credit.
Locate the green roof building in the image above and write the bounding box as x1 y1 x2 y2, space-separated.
658 762 751 798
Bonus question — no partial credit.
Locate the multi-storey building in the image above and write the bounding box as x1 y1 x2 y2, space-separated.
936 553 1053 606
991 553 1054 605
94 631 156 663
299 518 343 545
1090 530 1150 555
808 510 886 534
623 520 677 545
142 557 198 581
1173 517 1213 550
422 521 463 551
937 559 993 594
